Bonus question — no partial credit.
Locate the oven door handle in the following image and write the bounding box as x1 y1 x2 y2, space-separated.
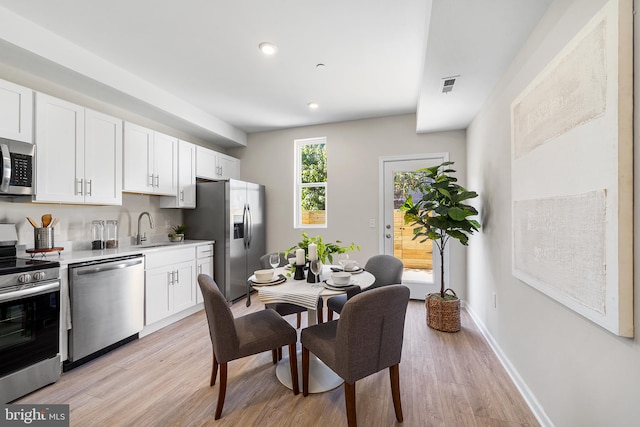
0 281 60 303
0 143 10 193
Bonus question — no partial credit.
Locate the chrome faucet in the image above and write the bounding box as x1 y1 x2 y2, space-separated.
136 212 154 245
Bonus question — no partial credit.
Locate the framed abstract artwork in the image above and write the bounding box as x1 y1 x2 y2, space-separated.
511 0 633 336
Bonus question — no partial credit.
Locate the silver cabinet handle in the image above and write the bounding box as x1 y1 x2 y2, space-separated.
168 271 173 285
148 174 154 187
76 178 84 195
175 270 179 283
154 174 160 188
180 190 184 201
86 179 92 196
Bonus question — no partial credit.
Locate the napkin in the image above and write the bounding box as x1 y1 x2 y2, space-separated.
257 281 322 310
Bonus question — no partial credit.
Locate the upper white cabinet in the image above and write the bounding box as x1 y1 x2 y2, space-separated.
160 139 196 208
0 79 33 143
34 93 122 205
195 145 239 180
123 123 177 196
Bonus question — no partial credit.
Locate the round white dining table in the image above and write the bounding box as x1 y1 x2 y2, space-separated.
249 264 375 393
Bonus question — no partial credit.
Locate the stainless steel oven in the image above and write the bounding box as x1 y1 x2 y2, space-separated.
0 137 35 196
0 224 61 403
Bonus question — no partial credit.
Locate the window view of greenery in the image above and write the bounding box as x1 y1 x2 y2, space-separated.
300 142 327 226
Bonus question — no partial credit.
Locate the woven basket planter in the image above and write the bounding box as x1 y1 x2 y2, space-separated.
425 291 460 332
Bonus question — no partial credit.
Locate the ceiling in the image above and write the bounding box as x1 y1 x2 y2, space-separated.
0 0 552 147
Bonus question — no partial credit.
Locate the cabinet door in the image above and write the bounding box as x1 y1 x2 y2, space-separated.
217 153 240 180
195 145 217 180
0 79 33 143
172 261 195 313
145 267 172 325
84 109 122 205
177 141 196 208
123 122 154 193
152 131 177 196
35 93 85 203
196 256 213 303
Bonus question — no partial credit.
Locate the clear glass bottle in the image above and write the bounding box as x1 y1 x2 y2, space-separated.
91 220 105 250
105 220 118 248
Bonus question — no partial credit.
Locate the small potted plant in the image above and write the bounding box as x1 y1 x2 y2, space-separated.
286 232 360 264
400 161 480 332
168 224 186 242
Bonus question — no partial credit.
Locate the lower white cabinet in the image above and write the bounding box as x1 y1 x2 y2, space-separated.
145 247 196 325
195 243 214 303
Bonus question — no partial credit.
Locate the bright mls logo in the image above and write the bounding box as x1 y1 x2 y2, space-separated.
2 405 69 426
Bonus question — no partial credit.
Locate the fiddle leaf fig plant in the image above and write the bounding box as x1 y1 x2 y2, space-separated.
400 161 480 299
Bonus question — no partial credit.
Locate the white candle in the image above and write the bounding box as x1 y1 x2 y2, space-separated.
296 248 305 265
308 243 317 261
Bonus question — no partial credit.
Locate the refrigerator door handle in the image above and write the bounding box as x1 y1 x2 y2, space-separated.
243 203 249 250
246 204 253 248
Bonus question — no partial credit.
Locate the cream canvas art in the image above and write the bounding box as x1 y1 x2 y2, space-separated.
511 0 633 337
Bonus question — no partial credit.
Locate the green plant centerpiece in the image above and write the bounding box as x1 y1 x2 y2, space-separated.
400 161 480 332
286 232 360 265
168 224 186 242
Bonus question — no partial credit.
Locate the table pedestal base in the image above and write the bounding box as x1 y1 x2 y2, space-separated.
276 352 343 393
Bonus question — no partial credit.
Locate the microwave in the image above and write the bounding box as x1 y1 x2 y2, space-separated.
0 138 35 196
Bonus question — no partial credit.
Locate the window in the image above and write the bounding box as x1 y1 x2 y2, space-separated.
294 137 327 228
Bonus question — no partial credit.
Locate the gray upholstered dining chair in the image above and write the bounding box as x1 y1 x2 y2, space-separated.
327 254 404 321
259 252 324 329
301 285 410 427
198 274 299 420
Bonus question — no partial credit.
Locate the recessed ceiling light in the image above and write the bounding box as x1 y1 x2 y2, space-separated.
258 42 278 55
308 102 319 109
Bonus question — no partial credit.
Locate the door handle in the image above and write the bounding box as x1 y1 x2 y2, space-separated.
386 234 392 238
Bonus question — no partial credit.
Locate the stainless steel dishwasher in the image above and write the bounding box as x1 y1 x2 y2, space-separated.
66 255 145 369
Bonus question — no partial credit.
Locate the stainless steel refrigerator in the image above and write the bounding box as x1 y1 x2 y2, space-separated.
184 179 265 302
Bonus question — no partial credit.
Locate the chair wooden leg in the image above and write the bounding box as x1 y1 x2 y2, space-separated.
214 363 227 420
302 346 310 396
328 310 334 321
344 381 357 427
210 352 218 386
389 364 403 422
288 343 299 395
317 307 323 323
278 347 283 360
272 349 278 364
296 312 301 328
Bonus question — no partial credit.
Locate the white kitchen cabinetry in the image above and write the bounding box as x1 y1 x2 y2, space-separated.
160 140 195 208
195 145 240 180
0 79 33 143
195 243 214 303
145 247 196 325
123 122 177 196
35 93 122 205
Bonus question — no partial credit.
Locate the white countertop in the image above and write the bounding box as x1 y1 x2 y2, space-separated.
18 239 215 266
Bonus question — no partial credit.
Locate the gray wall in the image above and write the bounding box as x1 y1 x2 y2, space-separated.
466 0 640 425
230 114 468 295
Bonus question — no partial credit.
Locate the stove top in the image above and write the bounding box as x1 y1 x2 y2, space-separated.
0 258 60 275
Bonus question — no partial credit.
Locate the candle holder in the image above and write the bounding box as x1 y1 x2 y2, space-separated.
293 264 306 280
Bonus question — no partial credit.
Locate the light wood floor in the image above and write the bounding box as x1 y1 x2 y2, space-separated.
16 299 539 427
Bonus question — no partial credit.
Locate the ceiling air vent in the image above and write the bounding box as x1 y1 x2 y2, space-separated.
441 75 460 94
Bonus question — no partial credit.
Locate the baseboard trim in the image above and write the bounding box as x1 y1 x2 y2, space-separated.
465 304 554 427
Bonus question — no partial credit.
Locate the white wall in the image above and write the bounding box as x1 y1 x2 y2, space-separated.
466 0 640 425
230 114 469 295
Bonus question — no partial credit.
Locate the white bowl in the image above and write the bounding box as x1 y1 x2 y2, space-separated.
331 272 351 285
343 261 359 271
254 269 274 282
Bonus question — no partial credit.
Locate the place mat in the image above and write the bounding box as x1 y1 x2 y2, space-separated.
257 280 322 310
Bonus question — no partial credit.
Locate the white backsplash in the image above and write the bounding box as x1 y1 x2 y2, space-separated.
0 193 182 251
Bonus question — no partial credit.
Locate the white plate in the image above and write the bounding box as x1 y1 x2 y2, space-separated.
325 278 354 288
337 267 364 274
252 274 286 285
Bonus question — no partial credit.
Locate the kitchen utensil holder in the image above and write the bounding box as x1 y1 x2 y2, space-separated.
34 227 54 249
